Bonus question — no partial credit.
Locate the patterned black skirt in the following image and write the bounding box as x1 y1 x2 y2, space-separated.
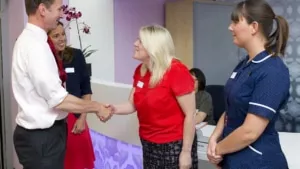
141 136 198 169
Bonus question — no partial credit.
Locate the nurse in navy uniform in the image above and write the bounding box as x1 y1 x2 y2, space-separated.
207 0 290 169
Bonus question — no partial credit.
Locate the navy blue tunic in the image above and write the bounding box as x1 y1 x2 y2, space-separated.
64 48 92 118
222 50 289 169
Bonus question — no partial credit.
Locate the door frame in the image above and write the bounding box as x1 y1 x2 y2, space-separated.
0 0 14 168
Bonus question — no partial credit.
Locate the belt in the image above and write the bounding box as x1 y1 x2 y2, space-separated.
54 118 66 125
17 118 66 131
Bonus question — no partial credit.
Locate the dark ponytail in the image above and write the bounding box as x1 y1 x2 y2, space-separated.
265 15 289 56
275 16 289 56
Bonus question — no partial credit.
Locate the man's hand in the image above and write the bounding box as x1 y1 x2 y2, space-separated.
72 116 86 134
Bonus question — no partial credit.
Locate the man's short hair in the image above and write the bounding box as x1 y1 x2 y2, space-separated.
25 0 55 15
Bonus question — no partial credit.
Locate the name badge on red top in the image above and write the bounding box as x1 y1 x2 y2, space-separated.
137 81 144 88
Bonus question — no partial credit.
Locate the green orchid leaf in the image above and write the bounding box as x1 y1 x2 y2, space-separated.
83 49 98 58
82 45 91 53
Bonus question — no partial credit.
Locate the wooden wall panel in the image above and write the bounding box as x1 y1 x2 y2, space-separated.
165 1 193 68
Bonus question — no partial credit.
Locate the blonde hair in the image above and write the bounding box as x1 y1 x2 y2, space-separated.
139 25 175 87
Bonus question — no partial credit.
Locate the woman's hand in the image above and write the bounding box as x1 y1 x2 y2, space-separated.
207 137 223 165
105 104 116 114
72 117 86 134
179 150 192 169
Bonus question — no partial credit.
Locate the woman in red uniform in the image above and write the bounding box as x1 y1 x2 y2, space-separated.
108 25 198 169
48 21 95 169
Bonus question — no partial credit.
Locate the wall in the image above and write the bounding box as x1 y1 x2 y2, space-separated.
68 0 115 82
1 0 26 168
113 0 167 84
193 2 239 85
267 0 300 132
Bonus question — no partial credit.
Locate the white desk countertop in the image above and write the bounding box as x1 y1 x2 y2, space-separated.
196 124 300 169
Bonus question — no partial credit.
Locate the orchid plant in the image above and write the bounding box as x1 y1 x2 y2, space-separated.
62 5 97 58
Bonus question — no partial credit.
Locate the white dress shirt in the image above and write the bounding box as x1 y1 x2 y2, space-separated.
12 23 68 129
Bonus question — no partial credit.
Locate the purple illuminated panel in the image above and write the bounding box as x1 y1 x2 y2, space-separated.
90 129 143 169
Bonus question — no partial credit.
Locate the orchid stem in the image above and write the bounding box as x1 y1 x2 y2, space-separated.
75 18 83 50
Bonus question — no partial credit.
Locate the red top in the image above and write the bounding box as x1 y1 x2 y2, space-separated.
133 59 194 143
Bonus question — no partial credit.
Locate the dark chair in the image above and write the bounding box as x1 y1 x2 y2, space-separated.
205 85 226 123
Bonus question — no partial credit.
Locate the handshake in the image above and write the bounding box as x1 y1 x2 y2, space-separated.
94 102 115 122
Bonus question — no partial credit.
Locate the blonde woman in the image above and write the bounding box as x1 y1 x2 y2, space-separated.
107 25 198 169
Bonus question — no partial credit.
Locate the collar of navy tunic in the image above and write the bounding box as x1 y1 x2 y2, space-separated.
251 51 273 64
